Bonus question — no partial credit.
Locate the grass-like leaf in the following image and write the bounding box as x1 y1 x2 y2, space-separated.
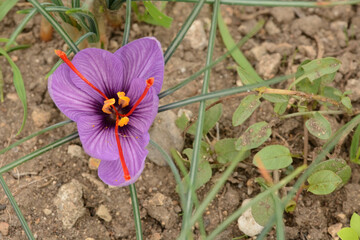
0 0 18 21
0 48 27 135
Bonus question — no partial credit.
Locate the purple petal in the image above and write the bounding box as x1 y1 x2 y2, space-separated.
70 48 125 102
48 64 100 121
114 37 164 94
76 115 119 161
98 132 149 186
126 77 159 133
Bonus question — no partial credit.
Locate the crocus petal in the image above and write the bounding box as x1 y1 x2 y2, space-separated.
114 37 164 94
77 115 119 161
70 48 125 103
98 132 149 186
126 77 159 133
48 64 101 121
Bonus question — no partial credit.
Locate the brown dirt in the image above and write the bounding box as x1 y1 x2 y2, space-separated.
1 2 360 240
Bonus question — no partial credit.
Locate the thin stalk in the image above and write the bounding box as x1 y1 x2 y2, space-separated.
129 184 143 240
281 110 344 119
163 0 206 64
0 120 73 155
28 0 80 53
0 132 79 174
181 1 219 238
129 0 360 7
158 19 264 99
122 0 131 46
0 175 35 240
190 150 247 226
206 165 306 240
158 75 290 113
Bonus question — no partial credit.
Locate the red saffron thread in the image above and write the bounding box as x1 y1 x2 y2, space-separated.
115 115 131 181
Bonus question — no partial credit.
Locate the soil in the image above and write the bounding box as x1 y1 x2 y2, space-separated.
1 2 360 240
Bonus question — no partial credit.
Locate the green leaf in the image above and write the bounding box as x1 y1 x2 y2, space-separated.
218 11 263 85
274 101 287 115
262 94 288 103
305 112 332 140
338 228 359 240
253 145 293 170
342 96 352 110
142 1 173 28
66 8 99 42
296 57 341 84
350 213 360 237
251 195 275 226
296 78 321 94
215 138 249 164
307 170 342 195
350 124 360 164
175 112 190 131
0 0 18 21
0 48 27 135
232 95 261 126
313 158 351 188
188 101 222 135
323 86 342 102
235 121 271 151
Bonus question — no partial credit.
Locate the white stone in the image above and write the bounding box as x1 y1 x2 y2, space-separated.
67 145 84 158
328 223 342 240
96 205 112 222
185 20 207 50
237 199 264 237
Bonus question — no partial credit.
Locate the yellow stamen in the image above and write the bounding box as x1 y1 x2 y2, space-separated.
118 117 129 127
117 92 130 108
102 98 115 114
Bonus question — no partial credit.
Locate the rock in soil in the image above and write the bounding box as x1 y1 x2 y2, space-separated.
0 222 9 236
143 193 178 229
96 205 112 222
31 107 52 127
293 15 323 36
270 7 295 23
185 19 207 50
345 79 360 101
328 223 342 240
53 179 86 228
237 199 264 237
256 53 281 79
67 145 84 158
147 111 184 166
343 183 360 215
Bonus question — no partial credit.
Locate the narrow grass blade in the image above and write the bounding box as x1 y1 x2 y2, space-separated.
28 0 80 54
51 0 73 24
71 0 80 8
0 0 18 21
0 66 3 102
158 19 264 99
0 48 27 135
158 75 291 113
122 0 131 46
206 165 306 240
45 32 95 79
109 0 123 10
129 184 143 240
66 8 100 43
218 8 262 85
0 132 79 174
0 174 35 239
0 120 73 155
163 0 205 64
181 0 219 238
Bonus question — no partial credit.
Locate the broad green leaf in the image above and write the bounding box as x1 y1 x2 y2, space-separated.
274 102 287 115
0 0 18 21
323 86 342 102
251 195 275 226
307 170 342 195
188 101 222 135
235 121 272 151
350 213 360 237
215 138 250 164
338 228 359 240
218 10 263 85
253 145 292 170
175 112 189 131
296 78 321 94
232 95 261 126
142 1 173 28
341 96 352 110
262 94 288 103
296 57 341 84
350 124 360 164
305 112 332 140
313 158 351 188
0 48 27 135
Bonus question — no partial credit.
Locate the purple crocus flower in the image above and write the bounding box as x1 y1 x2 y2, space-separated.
48 37 164 186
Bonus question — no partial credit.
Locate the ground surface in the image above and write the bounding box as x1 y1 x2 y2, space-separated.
1 2 360 240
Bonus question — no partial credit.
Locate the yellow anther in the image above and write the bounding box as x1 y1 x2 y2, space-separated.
118 117 129 127
117 92 130 108
102 98 115 114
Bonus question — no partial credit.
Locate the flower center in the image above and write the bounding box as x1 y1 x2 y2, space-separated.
55 50 154 182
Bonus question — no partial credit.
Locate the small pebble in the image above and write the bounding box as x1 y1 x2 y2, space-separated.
328 223 342 240
238 199 264 237
88 157 101 170
96 205 112 222
67 145 83 158
0 222 9 236
43 208 52 216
